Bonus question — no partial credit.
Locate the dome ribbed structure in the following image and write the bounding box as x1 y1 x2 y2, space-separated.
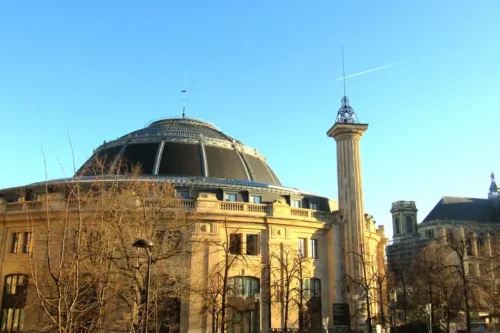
78 117 281 185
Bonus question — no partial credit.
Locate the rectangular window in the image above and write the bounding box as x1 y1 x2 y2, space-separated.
177 191 190 199
466 237 473 256
446 228 454 242
0 308 24 332
246 234 259 255
480 264 488 276
310 239 318 259
22 232 32 254
229 234 242 255
309 202 318 210
468 264 475 276
4 275 26 296
310 278 321 297
291 199 301 208
166 230 182 249
1 275 27 332
249 195 262 204
224 193 237 202
425 230 434 239
10 233 20 254
298 238 306 257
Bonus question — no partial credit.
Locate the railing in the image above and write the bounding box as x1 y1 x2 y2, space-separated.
391 201 416 209
143 198 195 209
6 202 25 211
181 200 195 209
6 201 43 211
246 204 269 213
220 202 244 211
68 198 88 209
4 198 332 222
271 329 336 333
311 210 330 221
25 201 42 210
290 208 331 222
219 202 270 214
291 208 309 217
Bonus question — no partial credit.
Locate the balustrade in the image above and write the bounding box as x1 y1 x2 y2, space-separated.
220 201 244 211
5 196 331 222
6 202 24 211
290 208 309 217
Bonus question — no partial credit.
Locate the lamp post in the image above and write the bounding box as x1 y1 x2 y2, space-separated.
254 292 261 333
133 239 154 333
322 316 329 333
352 294 359 333
425 303 432 333
390 290 397 333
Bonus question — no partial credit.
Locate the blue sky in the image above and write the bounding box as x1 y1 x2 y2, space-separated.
1 1 499 240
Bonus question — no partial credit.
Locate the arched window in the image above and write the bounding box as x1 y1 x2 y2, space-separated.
1 274 28 332
227 277 260 333
406 216 413 234
394 217 400 234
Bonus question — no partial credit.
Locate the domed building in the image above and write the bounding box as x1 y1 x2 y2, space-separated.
0 104 387 332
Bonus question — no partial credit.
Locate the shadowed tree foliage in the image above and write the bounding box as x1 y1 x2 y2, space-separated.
25 158 198 332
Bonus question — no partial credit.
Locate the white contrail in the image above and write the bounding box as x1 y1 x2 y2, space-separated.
336 60 408 80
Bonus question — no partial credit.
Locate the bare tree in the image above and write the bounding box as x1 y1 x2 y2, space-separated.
26 159 197 332
412 239 463 332
443 231 483 333
477 233 500 329
265 244 316 333
345 244 388 333
197 219 247 333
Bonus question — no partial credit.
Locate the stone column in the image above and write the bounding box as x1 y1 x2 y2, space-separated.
334 223 344 302
327 122 368 327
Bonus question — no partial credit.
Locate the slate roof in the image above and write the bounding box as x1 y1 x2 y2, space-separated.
422 196 500 223
123 117 238 143
0 175 324 199
77 117 281 185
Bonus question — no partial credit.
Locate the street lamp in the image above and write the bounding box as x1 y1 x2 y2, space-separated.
322 316 329 333
254 292 261 333
425 303 432 333
133 239 154 333
352 294 359 333
390 290 397 332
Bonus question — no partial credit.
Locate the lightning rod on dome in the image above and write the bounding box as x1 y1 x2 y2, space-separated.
342 41 346 98
335 41 359 124
182 71 188 118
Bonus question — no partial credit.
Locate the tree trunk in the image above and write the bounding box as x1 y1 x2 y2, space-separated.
402 278 408 325
220 262 230 333
460 262 471 333
446 308 450 333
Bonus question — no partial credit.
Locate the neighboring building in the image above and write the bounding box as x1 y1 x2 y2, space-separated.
0 95 387 332
388 174 500 270
386 201 428 271
386 173 500 331
417 173 500 244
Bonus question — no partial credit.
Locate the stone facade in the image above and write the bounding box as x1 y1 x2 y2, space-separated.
0 111 388 332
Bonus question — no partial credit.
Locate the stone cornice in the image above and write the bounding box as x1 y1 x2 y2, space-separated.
326 123 368 141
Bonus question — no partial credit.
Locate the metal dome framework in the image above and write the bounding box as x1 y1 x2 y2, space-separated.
79 117 281 185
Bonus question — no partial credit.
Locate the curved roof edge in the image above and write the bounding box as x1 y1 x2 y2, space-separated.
0 175 334 201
